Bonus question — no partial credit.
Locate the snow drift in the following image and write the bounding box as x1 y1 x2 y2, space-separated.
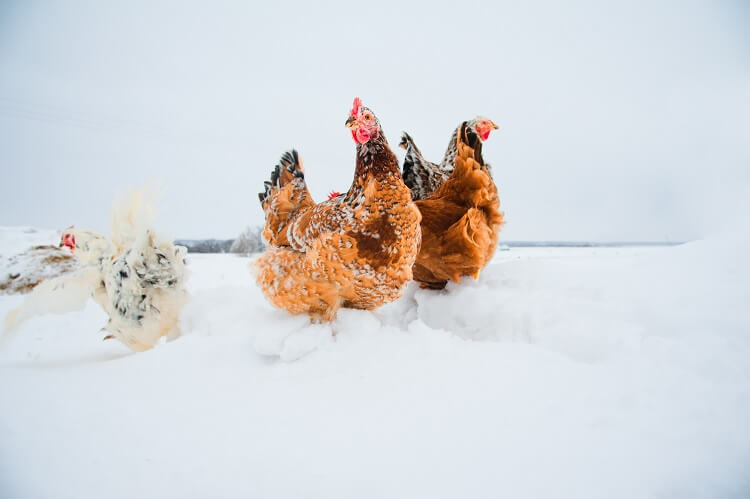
0 229 748 499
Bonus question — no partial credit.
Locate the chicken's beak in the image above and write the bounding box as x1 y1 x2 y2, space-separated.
492 122 499 130
345 116 358 129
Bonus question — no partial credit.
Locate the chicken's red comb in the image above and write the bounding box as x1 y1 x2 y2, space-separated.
328 191 341 200
350 97 362 117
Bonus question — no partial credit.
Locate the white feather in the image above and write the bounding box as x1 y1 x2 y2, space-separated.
3 266 101 343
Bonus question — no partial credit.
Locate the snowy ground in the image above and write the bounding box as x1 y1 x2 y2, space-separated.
0 227 62 256
1 232 749 498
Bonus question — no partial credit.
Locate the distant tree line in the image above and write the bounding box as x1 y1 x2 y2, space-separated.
177 228 682 255
174 239 234 254
175 226 266 255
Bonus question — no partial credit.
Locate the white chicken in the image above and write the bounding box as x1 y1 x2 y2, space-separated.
3 187 188 352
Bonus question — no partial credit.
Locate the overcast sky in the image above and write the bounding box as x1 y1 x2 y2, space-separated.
1 0 748 241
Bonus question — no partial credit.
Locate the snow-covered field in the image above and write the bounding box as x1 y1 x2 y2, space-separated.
1 230 749 498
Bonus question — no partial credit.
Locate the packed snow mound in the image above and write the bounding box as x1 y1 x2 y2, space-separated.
0 227 77 295
244 240 750 366
1 238 749 499
0 245 78 294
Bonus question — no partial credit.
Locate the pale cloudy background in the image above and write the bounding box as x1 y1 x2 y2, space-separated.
0 0 747 241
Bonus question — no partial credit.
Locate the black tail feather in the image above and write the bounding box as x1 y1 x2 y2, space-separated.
259 150 305 206
258 165 279 205
400 132 426 192
278 150 304 179
279 150 297 172
399 132 415 151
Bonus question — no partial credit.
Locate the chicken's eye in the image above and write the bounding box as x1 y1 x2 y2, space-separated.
364 113 372 121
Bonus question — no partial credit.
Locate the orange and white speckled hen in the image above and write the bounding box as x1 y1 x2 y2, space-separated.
410 122 505 289
255 98 422 321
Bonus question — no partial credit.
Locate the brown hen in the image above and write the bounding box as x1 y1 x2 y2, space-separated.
411 122 505 289
255 98 421 321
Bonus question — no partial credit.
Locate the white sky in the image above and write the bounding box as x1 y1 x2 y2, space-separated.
0 0 748 241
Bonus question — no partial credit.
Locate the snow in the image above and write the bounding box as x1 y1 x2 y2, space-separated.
0 226 60 256
1 229 749 498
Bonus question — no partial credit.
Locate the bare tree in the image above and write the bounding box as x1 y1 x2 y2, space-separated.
230 226 266 255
